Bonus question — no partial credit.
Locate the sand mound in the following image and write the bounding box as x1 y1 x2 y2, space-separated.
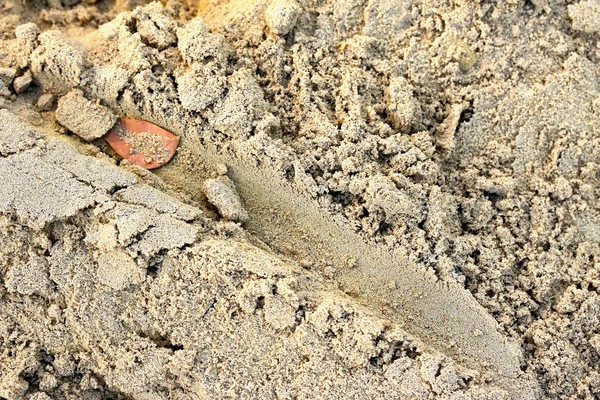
1 0 600 399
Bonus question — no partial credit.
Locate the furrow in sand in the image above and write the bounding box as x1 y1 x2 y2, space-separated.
154 131 540 399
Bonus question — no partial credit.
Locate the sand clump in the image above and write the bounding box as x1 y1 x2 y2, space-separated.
264 0 301 35
55 88 117 141
203 176 249 222
30 30 85 94
0 0 600 399
568 0 600 33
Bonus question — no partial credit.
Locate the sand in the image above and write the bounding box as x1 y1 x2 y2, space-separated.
0 0 599 399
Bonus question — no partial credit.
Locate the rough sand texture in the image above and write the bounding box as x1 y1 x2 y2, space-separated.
1 0 600 399
0 110 510 399
56 89 117 141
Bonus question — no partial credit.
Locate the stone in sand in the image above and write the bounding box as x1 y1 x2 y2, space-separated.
13 71 33 94
0 67 17 87
36 93 55 111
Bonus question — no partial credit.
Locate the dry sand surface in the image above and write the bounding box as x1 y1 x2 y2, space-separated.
1 0 600 399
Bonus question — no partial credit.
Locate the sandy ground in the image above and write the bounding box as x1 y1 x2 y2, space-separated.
1 0 600 399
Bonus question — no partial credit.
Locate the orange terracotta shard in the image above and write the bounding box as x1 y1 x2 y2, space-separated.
104 118 180 169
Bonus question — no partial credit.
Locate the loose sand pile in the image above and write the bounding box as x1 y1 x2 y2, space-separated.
1 0 600 399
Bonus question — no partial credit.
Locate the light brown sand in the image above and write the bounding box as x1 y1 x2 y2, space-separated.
1 0 600 399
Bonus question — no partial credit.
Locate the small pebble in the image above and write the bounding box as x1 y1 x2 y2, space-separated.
36 93 55 111
13 70 32 94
